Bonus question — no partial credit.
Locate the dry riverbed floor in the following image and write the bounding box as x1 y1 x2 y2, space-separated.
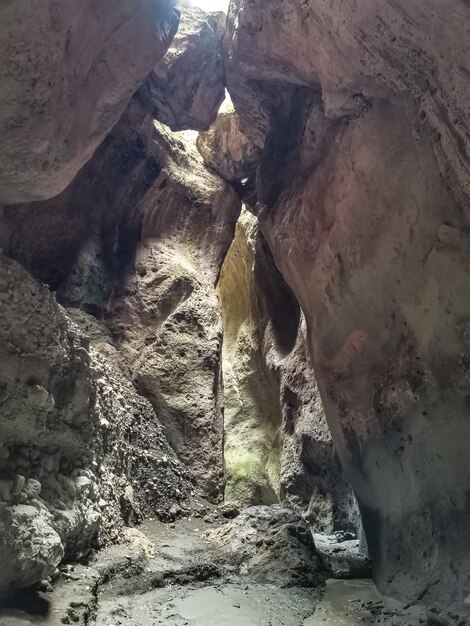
0 506 436 625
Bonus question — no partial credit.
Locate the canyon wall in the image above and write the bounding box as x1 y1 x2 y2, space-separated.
3 95 240 504
0 4 239 594
1 0 469 618
0 253 193 593
220 0 470 617
218 208 358 532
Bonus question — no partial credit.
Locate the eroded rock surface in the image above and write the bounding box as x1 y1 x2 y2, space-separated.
218 209 358 532
207 505 327 587
223 0 470 618
106 120 240 503
0 0 179 204
0 255 193 594
224 0 470 207
4 97 240 503
138 3 226 131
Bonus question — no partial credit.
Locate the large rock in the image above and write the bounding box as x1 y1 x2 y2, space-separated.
0 0 179 203
0 254 193 594
108 119 240 503
207 505 327 587
217 210 282 505
224 0 470 207
197 109 259 182
224 0 470 618
138 3 226 131
259 97 470 617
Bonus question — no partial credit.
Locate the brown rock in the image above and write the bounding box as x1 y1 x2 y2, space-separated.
197 110 259 181
108 118 240 502
0 0 179 203
218 208 358 531
5 97 240 503
224 0 470 207
256 94 470 614
225 0 470 615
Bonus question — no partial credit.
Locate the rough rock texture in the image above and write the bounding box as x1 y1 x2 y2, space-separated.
108 122 240 502
207 505 327 587
0 0 179 204
224 0 470 617
224 0 470 209
4 97 240 503
218 209 358 532
138 3 226 131
0 254 193 594
197 110 259 182
217 210 282 505
312 533 371 580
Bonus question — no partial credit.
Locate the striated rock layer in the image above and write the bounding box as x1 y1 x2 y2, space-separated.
222 0 470 617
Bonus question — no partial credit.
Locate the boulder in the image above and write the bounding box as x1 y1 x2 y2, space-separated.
207 505 327 587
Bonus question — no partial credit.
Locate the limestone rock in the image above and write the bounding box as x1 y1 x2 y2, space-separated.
138 4 226 131
207 505 327 587
0 0 179 203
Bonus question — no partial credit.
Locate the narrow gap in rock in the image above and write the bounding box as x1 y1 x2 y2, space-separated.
0 0 468 625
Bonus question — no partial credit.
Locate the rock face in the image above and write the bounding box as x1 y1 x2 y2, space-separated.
223 0 470 617
224 0 470 209
217 210 282 505
197 110 259 182
0 0 179 204
4 97 240 503
107 119 240 502
207 505 327 587
138 4 226 131
218 209 358 532
0 254 193 594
